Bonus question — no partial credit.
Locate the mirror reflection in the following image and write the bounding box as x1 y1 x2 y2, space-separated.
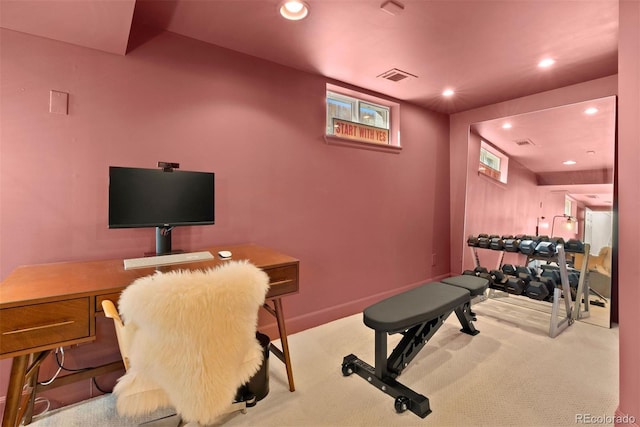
464 96 616 328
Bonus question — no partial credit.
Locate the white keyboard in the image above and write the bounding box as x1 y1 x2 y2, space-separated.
123 251 214 270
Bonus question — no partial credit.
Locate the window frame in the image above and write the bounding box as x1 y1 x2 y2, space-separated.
326 92 357 126
478 140 509 184
325 84 400 151
358 101 389 128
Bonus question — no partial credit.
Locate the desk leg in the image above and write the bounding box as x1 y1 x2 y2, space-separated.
2 355 29 427
2 351 49 427
263 298 295 392
23 359 41 425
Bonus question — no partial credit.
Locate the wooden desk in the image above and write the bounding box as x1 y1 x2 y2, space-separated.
0 243 299 427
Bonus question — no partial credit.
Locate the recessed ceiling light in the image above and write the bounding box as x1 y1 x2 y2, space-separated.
563 160 577 165
585 107 599 115
502 123 512 129
538 58 556 68
279 1 309 20
442 88 454 97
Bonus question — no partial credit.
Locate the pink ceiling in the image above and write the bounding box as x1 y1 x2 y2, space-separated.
0 0 136 55
0 0 618 114
136 0 618 115
0 0 618 204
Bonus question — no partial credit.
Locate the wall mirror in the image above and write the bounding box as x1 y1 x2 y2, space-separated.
463 96 616 328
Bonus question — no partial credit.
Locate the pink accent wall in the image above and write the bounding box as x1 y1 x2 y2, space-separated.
0 29 450 408
616 1 640 425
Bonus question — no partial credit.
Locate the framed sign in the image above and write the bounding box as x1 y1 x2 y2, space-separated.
331 118 389 145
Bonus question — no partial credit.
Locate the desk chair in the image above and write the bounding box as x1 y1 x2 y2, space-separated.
102 260 270 426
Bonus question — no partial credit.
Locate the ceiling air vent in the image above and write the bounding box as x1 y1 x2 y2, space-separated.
377 68 417 82
586 195 599 199
514 138 535 147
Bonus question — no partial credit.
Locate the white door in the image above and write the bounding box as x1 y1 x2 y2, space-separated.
584 208 613 256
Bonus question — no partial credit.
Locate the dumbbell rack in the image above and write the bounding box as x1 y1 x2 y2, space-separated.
470 243 591 338
556 243 591 323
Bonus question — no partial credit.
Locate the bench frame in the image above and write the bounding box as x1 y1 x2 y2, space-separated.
342 298 478 418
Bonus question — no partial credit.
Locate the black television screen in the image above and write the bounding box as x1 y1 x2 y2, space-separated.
108 166 215 229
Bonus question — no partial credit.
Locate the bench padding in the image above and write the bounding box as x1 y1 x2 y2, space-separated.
364 282 470 333
440 275 488 296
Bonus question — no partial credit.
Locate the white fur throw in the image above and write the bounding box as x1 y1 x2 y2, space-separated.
113 260 270 425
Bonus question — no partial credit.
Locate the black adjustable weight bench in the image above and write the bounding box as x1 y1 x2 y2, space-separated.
440 275 489 297
441 274 490 320
342 275 488 418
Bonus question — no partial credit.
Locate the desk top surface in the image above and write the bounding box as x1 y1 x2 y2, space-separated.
1 243 298 308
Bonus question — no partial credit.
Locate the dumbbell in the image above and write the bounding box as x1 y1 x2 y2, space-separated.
504 277 526 295
567 269 580 287
489 269 508 291
518 237 539 255
490 236 504 250
474 267 494 290
525 280 550 300
550 237 565 246
540 265 561 285
477 234 491 248
515 265 537 279
467 235 480 247
564 239 585 253
503 238 521 252
502 264 517 276
535 241 556 257
524 275 555 301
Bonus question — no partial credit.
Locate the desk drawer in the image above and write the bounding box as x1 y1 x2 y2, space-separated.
96 293 122 312
0 298 90 355
265 264 298 298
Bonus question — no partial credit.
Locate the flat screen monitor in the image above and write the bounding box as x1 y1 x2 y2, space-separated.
109 166 215 254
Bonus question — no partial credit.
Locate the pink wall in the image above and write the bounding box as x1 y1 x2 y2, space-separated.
0 29 450 408
616 0 640 424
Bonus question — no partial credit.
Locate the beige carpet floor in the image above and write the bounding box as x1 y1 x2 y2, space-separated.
29 297 619 426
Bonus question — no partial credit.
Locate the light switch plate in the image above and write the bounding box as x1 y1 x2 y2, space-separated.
49 90 68 115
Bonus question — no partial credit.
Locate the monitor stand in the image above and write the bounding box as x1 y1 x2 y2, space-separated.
151 226 183 256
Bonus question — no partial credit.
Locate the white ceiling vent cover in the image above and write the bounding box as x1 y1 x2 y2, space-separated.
378 68 417 82
514 138 535 147
380 0 405 16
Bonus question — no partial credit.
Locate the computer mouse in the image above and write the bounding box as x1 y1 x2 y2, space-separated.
218 250 232 259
